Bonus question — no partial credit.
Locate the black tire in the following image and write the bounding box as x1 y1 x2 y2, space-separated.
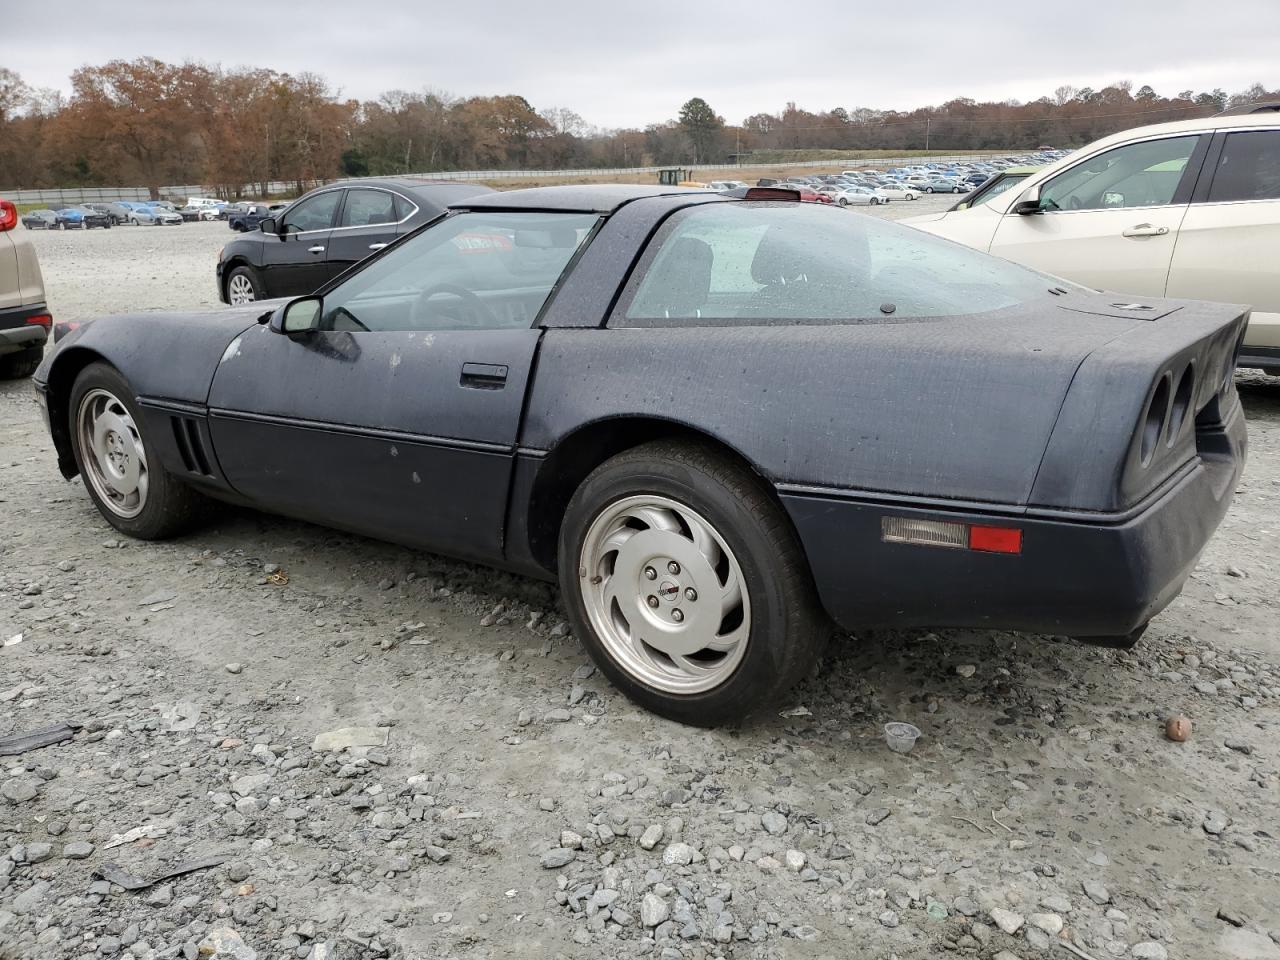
225 265 264 303
838 197 848 207
0 345 43 380
558 440 829 726
924 186 934 194
68 362 208 540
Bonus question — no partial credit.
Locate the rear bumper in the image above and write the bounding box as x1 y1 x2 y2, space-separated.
0 304 50 355
781 398 1246 639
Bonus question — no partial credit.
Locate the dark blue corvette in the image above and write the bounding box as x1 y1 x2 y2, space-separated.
34 185 1247 724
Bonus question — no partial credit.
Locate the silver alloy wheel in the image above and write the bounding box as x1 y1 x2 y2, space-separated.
579 494 750 694
227 273 256 305
76 388 149 519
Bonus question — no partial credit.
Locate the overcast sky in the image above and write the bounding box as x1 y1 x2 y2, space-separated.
10 1 1279 129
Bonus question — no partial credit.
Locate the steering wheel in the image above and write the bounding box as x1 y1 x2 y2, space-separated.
410 283 499 329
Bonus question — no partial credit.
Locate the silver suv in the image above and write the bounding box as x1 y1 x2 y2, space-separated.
0 199 51 379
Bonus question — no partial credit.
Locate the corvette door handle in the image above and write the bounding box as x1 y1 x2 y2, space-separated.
308 245 325 254
460 362 508 389
1121 224 1168 238
368 242 388 251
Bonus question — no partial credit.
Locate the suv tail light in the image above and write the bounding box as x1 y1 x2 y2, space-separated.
24 313 52 330
0 200 16 232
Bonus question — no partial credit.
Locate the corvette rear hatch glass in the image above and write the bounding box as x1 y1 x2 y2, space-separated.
619 201 1054 324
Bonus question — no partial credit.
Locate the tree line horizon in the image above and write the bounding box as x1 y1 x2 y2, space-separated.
0 60 1275 196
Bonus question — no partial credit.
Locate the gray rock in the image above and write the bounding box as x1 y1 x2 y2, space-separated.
1 778 40 804
1029 913 1064 935
225 663 243 674
310 727 389 752
425 845 451 864
662 842 695 866
1131 943 1169 960
761 810 787 835
1204 810 1231 835
641 893 670 927
12 881 50 914
990 908 1024 934
24 842 53 863
639 824 664 850
544 708 572 723
866 808 891 826
953 896 980 917
540 848 576 869
62 841 94 860
1083 879 1111 904
878 910 899 928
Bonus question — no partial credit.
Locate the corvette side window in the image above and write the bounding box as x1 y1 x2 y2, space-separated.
281 191 342 234
1038 136 1199 212
316 211 599 333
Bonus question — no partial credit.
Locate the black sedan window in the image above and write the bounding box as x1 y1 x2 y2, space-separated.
617 202 1051 324
316 211 599 333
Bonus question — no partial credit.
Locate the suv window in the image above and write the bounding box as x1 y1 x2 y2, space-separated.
1207 130 1280 202
281 191 341 234
1039 136 1200 212
340 188 399 227
316 211 598 333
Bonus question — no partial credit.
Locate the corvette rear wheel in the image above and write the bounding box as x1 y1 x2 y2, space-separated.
559 440 828 726
70 362 207 539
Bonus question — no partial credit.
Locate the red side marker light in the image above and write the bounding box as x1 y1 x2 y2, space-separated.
969 525 1023 555
25 314 52 329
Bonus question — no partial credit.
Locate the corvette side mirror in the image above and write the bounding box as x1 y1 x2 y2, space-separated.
270 296 322 335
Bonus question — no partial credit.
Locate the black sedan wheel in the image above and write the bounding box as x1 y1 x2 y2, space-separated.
559 440 828 726
924 186 935 193
226 266 263 305
69 362 206 539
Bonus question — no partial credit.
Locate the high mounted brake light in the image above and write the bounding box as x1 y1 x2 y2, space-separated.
743 187 802 201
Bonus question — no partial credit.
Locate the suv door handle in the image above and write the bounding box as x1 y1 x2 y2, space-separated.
1121 224 1169 238
460 362 508 389
308 245 325 254
368 242 388 251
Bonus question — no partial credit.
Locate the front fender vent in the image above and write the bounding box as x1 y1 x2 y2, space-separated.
171 416 213 476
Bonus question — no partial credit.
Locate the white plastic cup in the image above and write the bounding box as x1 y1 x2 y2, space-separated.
884 722 921 754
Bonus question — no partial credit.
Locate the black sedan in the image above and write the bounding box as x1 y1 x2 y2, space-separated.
21 209 59 229
216 178 493 305
34 186 1247 725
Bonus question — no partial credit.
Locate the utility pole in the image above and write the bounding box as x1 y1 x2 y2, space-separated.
925 117 931 152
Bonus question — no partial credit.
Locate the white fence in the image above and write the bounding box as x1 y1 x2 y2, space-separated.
4 152 1010 204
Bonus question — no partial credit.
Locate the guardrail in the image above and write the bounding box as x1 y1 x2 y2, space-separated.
3 152 1014 204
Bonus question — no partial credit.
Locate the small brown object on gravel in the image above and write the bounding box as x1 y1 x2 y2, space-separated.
1165 715 1192 741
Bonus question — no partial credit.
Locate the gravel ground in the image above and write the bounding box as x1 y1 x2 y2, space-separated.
2 207 1278 960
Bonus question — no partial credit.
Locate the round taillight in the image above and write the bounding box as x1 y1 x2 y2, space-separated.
1140 374 1171 466
1167 364 1194 446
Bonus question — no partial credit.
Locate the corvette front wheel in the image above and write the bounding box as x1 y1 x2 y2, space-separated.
69 362 207 540
559 440 828 726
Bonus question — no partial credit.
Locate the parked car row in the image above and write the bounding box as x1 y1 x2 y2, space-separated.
742 150 1069 206
17 196 295 231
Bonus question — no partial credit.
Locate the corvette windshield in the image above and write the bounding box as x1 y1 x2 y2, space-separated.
621 202 1053 323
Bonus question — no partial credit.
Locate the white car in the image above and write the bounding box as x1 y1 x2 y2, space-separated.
875 183 918 201
905 105 1280 372
823 186 887 206
705 180 748 191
